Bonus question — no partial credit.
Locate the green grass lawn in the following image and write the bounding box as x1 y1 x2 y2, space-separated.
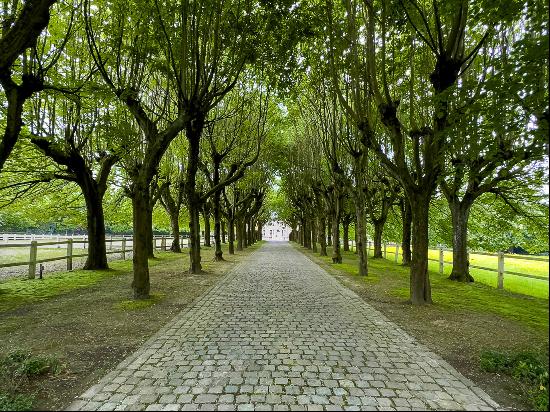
348 244 549 299
317 247 549 332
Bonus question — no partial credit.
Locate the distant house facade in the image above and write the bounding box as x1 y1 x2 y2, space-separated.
262 220 291 241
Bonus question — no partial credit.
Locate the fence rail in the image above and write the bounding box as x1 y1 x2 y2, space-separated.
0 234 204 279
347 240 549 291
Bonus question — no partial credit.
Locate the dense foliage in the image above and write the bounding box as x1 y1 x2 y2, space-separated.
0 0 548 303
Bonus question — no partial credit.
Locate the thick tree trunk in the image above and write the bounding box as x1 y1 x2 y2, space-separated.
354 227 358 255
401 197 412 266
222 221 226 243
146 202 154 258
409 194 432 305
188 200 202 272
319 216 327 256
373 220 384 258
82 186 108 270
449 201 474 282
169 214 181 253
331 202 342 264
228 218 235 254
355 205 368 276
343 221 350 252
185 114 205 274
327 222 332 246
131 188 150 299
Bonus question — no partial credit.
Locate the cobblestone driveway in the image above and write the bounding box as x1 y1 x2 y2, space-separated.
68 242 499 411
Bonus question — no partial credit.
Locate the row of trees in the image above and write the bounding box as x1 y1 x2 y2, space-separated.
1 0 548 305
275 0 548 304
0 0 298 299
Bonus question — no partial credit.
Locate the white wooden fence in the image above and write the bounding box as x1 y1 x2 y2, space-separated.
0 234 193 279
347 240 549 290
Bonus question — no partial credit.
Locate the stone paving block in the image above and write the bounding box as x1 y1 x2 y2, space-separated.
68 243 499 412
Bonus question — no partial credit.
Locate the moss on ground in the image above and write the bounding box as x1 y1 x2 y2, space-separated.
114 292 165 310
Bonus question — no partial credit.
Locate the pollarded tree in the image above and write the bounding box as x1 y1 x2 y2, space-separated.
157 140 187 253
440 14 548 282
149 0 282 274
29 94 119 269
365 166 400 259
327 0 507 304
85 0 198 298
200 82 268 261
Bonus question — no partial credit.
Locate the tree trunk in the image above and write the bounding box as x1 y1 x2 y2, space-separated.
331 200 342 264
203 206 211 247
228 218 235 254
355 205 368 276
354 227 358 255
343 221 350 252
146 201 154 258
169 213 181 253
222 220 226 243
247 219 253 245
185 114 205 274
188 199 202 272
401 197 412 266
82 185 108 270
258 222 263 241
448 201 474 282
131 188 150 299
213 191 224 261
236 219 244 251
373 219 384 258
409 194 432 305
327 221 332 246
319 216 327 256
311 218 317 253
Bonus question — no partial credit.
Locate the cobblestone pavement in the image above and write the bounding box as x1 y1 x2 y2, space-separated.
68 242 499 411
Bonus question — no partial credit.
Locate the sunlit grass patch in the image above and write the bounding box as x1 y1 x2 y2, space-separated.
114 292 165 310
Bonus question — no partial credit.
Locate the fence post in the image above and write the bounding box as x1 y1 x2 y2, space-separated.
3 234 7 243
28 241 38 279
122 238 126 260
439 247 444 274
395 244 399 263
83 236 86 249
67 239 73 271
497 252 504 289
56 235 60 248
109 235 113 250
161 236 166 251
383 243 387 259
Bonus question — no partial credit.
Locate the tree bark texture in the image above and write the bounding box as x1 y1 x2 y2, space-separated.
132 188 151 299
331 199 342 264
409 194 432 305
228 218 235 254
343 220 350 252
82 184 108 270
449 200 474 282
373 219 385 258
401 197 412 265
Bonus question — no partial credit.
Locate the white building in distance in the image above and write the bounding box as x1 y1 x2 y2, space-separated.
262 220 291 241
